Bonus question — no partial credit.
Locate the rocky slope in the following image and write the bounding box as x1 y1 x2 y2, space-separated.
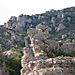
21 52 75 75
1 7 75 75
27 24 75 56
21 44 75 75
21 24 75 75
1 7 75 51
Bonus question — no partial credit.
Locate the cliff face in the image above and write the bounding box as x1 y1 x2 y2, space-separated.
27 24 75 55
21 24 75 75
21 47 75 75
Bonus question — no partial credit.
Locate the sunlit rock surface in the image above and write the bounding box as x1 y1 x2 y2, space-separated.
21 49 75 75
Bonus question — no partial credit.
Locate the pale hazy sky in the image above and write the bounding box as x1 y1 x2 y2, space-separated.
0 0 75 24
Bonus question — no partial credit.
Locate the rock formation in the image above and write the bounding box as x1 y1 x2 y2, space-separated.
21 48 75 75
21 24 75 75
27 24 75 54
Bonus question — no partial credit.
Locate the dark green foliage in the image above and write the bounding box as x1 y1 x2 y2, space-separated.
7 52 22 75
46 50 67 58
68 51 75 57
45 49 75 58
0 49 22 75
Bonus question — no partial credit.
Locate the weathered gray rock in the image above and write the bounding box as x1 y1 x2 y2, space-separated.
27 24 75 55
21 53 75 75
21 24 75 75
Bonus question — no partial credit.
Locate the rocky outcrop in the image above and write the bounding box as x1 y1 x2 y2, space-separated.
21 47 75 75
27 24 75 54
21 24 75 75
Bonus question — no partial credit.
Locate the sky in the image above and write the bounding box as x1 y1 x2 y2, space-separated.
0 0 75 24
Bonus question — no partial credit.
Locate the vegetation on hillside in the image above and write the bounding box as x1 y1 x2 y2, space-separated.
1 7 75 75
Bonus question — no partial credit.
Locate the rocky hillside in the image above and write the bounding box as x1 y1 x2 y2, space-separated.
21 22 75 75
1 7 75 51
21 53 75 75
1 7 75 75
21 43 75 75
